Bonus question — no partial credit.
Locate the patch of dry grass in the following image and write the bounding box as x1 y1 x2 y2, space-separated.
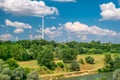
18 60 39 69
18 54 105 73
77 54 104 70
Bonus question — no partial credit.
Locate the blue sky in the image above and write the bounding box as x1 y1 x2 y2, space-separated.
0 0 120 43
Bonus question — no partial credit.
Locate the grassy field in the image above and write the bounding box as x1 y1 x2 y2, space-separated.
18 54 105 72
18 54 111 80
18 60 39 69
77 54 105 71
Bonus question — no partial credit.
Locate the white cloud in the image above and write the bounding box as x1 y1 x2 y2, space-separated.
100 2 120 20
34 35 42 39
29 34 42 40
44 26 62 38
5 19 32 29
64 21 117 36
0 34 13 40
39 21 119 41
5 19 32 34
81 35 87 40
52 0 76 2
0 0 58 17
14 29 24 34
65 22 88 32
29 34 33 40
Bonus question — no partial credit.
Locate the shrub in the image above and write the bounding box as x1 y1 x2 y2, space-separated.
0 74 11 80
85 56 94 64
13 67 26 80
37 66 52 74
104 54 113 65
113 69 120 80
61 48 78 63
79 59 84 64
27 71 39 80
57 62 64 68
70 60 80 71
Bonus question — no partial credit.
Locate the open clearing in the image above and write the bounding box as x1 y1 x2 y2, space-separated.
18 54 105 73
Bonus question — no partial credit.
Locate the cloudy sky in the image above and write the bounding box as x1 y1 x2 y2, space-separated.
0 0 120 43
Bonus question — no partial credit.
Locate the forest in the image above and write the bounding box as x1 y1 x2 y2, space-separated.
0 40 120 80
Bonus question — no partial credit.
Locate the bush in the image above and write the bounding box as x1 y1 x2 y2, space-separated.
0 74 11 80
37 66 52 74
70 60 80 71
113 69 120 80
85 56 94 64
5 58 19 70
79 59 84 64
57 62 64 68
104 54 113 65
13 67 26 80
27 71 39 80
61 48 78 63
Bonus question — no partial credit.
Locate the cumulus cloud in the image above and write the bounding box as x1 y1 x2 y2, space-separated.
5 19 32 29
29 34 42 40
0 0 58 17
0 34 13 40
44 26 62 38
100 2 120 20
14 29 24 34
52 0 76 2
44 21 119 41
64 21 117 36
5 19 32 34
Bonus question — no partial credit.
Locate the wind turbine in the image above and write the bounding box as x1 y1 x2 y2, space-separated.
41 15 45 39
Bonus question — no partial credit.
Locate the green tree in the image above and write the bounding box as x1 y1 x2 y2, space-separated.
10 44 26 60
61 48 78 63
5 58 19 70
104 54 113 65
0 45 11 60
113 56 120 69
37 49 55 69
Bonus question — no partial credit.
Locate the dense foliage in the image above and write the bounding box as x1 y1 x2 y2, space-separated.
99 54 120 72
0 40 120 72
85 56 94 64
0 59 39 80
70 60 80 71
113 69 120 80
0 40 120 61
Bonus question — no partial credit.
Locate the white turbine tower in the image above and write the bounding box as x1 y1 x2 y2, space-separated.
41 16 45 39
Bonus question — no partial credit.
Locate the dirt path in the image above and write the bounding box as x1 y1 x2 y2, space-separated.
40 67 101 80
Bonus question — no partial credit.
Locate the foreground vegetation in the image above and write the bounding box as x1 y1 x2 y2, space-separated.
0 40 120 80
